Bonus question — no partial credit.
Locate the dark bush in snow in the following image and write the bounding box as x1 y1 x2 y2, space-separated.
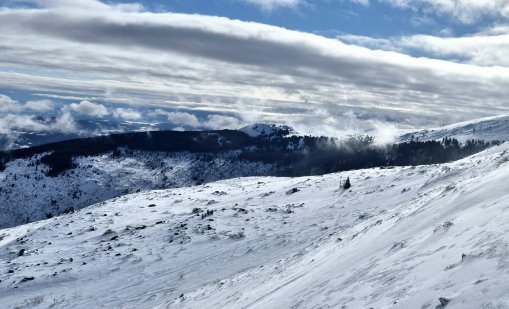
343 177 351 190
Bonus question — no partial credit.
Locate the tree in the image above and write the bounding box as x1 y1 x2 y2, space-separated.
343 177 351 190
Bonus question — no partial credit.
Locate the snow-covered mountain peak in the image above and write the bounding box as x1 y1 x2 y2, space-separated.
239 123 296 137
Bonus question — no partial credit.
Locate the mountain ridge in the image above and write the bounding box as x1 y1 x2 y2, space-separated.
1 142 509 308
0 128 496 228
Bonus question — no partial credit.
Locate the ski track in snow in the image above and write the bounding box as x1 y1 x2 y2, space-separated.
2 144 509 308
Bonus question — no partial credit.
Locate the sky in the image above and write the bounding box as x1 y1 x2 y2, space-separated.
1 0 509 139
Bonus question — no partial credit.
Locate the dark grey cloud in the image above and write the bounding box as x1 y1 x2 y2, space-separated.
0 9 486 93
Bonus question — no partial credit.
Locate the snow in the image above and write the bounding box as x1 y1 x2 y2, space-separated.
0 151 276 228
239 123 295 138
2 142 509 308
399 113 509 143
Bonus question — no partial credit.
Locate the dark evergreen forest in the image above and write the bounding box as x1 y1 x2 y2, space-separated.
0 130 499 177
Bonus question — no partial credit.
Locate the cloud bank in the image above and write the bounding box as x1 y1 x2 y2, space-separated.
338 25 509 67
1 0 509 137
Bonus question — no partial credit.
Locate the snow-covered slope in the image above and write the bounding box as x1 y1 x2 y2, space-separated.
399 114 509 143
0 150 275 228
2 143 509 308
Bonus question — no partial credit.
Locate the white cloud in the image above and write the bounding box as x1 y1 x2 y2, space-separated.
113 108 142 121
347 0 370 6
351 0 509 24
204 115 243 130
241 0 302 11
151 108 201 127
0 114 46 133
337 34 399 51
53 111 78 133
397 32 509 67
0 112 78 135
406 0 509 23
0 94 21 113
25 99 54 112
153 109 241 129
166 112 201 127
339 26 509 67
15 0 144 12
238 0 509 20
0 95 55 113
64 101 109 117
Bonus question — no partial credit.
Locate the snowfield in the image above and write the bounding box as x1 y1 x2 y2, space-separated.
2 142 509 308
399 113 509 143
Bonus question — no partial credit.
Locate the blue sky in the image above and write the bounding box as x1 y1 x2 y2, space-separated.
121 0 486 37
1 0 509 139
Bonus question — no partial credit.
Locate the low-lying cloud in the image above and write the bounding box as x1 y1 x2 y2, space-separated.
113 108 142 121
25 99 55 112
64 101 109 117
163 111 201 128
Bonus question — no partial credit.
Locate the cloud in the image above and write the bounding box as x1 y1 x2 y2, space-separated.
0 94 78 142
51 111 77 133
0 114 47 133
347 0 370 6
64 101 109 117
0 112 78 135
25 99 54 112
240 0 302 11
113 108 142 121
348 0 509 24
397 32 509 67
154 108 243 129
396 0 509 24
204 115 243 130
339 26 509 67
0 95 55 113
151 108 202 127
165 111 201 127
9 0 144 12
0 94 22 113
287 108 407 142
337 34 399 51
1 1 509 133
